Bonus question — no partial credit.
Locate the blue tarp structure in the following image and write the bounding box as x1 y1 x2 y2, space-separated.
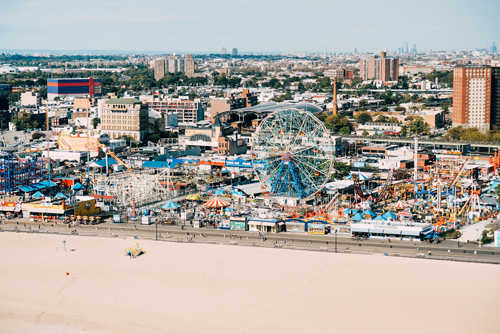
72 182 85 190
54 192 68 199
89 158 118 168
345 208 359 214
142 161 171 169
383 211 397 220
373 215 386 221
352 213 363 221
345 172 370 180
32 191 44 198
362 209 376 218
39 180 56 187
161 201 181 209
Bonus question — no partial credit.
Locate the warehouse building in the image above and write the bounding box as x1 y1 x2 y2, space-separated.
47 78 102 100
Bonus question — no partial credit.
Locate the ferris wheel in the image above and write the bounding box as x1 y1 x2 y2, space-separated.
251 107 334 199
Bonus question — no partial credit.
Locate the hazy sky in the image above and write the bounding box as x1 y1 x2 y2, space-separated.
1 0 499 53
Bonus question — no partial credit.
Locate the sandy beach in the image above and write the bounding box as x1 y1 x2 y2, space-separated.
1 232 500 334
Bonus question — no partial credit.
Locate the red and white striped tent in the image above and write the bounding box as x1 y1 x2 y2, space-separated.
204 197 230 208
391 201 411 210
397 210 412 217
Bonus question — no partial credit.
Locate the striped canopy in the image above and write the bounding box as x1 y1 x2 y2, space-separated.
186 194 201 201
204 197 230 208
397 210 412 217
391 201 410 210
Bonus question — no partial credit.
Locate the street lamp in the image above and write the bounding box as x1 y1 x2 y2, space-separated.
335 229 337 253
156 217 158 241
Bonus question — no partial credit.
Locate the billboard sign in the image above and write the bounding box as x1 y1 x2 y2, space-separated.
58 133 99 151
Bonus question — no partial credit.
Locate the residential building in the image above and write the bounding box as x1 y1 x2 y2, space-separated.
210 89 258 118
154 58 165 81
99 98 149 141
0 64 18 74
324 69 354 79
20 91 41 107
153 54 195 80
221 47 227 55
144 98 204 126
452 65 500 131
400 66 434 75
47 78 102 100
232 48 238 56
51 116 69 127
217 134 248 156
360 52 399 82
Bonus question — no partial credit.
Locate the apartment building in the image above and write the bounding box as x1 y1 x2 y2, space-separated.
210 89 258 118
144 98 204 126
324 69 354 79
452 65 500 131
153 54 195 80
99 98 149 141
360 52 399 82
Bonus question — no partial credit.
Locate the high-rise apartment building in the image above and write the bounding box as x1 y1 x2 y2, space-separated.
232 48 238 56
221 47 227 55
154 58 165 80
153 54 195 80
360 52 399 82
452 65 500 131
492 42 498 54
99 98 149 141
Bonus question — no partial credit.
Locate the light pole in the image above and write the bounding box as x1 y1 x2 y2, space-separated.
155 217 158 241
335 229 337 253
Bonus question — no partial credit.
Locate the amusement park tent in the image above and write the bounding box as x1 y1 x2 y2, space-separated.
89 158 117 168
352 213 363 221
39 180 57 187
397 211 412 217
204 197 230 208
32 191 44 198
391 201 411 210
72 183 85 190
373 215 386 221
344 172 373 181
361 209 376 218
382 211 397 220
186 194 201 201
54 192 68 199
344 208 359 215
161 201 181 210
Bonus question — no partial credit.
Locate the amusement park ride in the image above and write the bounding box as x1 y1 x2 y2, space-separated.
252 111 497 229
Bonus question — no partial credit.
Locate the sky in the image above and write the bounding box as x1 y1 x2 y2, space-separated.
1 0 499 54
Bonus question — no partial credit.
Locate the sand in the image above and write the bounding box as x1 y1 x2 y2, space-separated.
1 233 500 334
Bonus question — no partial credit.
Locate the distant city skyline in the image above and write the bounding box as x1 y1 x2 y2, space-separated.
1 0 499 53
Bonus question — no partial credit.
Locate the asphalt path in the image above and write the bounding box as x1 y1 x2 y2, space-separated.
2 219 499 263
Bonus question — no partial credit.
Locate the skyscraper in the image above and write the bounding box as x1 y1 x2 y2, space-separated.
354 48 358 53
154 54 195 80
492 42 498 54
232 48 238 56
452 65 500 131
405 42 408 54
221 47 227 55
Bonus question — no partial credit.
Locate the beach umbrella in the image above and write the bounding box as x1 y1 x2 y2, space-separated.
204 197 231 208
373 215 386 221
32 191 44 198
186 194 201 201
54 192 68 199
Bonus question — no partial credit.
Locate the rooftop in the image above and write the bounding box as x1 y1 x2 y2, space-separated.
105 98 142 105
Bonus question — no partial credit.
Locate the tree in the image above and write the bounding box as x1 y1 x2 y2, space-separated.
355 112 372 125
332 162 350 179
188 91 196 101
54 97 61 101
324 115 353 133
119 135 134 145
395 106 405 112
92 117 101 129
31 132 46 140
362 130 369 136
147 133 160 141
400 126 408 137
339 126 351 134
376 115 389 123
480 230 489 243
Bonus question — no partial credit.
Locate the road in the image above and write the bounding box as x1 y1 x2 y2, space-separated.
2 218 499 264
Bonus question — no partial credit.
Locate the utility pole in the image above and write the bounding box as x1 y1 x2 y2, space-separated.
46 110 51 192
414 136 418 199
